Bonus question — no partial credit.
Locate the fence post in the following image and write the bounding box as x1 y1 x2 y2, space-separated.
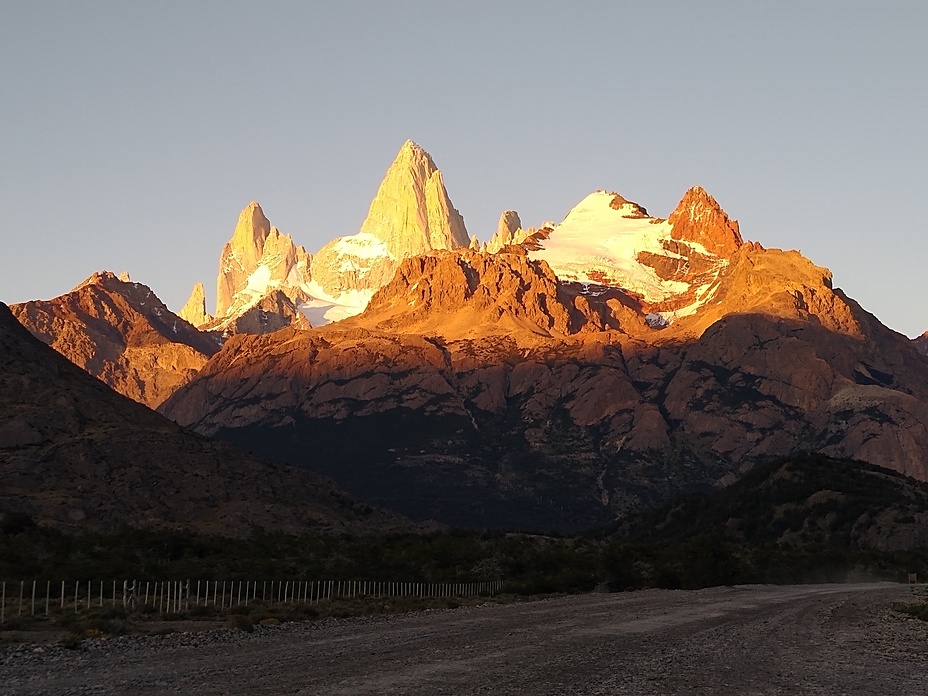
31 580 36 616
61 580 65 610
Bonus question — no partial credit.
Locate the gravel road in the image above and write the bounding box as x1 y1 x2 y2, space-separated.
2 583 926 695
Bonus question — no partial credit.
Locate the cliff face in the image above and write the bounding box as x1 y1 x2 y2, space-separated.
11 272 221 409
307 140 470 318
178 282 210 327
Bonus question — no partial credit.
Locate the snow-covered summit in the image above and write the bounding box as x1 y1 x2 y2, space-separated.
529 188 741 321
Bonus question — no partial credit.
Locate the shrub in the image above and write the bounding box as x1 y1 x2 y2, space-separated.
59 633 83 650
226 614 254 632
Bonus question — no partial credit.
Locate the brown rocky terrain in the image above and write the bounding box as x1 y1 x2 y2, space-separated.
160 231 928 530
11 272 221 409
0 302 406 536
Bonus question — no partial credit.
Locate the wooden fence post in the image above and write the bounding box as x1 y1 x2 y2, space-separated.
31 580 36 616
60 580 65 610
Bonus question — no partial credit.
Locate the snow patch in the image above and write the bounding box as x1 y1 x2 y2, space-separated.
645 313 671 329
530 190 724 305
299 280 374 324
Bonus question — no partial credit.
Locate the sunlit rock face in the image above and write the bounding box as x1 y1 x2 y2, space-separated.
485 210 529 253
11 271 220 409
179 282 210 327
359 140 469 257
306 140 469 320
208 201 313 334
213 289 311 335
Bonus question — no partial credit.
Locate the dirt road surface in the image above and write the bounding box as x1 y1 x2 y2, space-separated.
3 583 927 695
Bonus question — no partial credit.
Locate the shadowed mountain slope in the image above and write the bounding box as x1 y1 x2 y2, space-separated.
0 302 407 536
611 453 928 551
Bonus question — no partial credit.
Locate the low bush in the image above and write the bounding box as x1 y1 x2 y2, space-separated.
226 614 254 632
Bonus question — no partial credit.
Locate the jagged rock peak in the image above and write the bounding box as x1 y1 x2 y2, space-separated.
359 140 469 258
73 270 120 291
498 210 522 237
214 201 313 323
668 186 742 258
230 201 272 263
12 272 220 409
486 210 528 253
179 282 210 327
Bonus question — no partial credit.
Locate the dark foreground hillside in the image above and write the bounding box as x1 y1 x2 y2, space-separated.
611 453 928 551
0 303 408 536
5 454 928 596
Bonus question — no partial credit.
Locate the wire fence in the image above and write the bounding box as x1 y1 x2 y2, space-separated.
0 579 507 622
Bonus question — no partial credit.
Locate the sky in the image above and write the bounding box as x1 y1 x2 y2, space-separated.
2 1 927 335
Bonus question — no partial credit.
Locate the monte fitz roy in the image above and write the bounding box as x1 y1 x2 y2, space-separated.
8 140 928 533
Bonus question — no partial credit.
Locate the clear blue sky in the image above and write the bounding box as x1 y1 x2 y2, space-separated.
2 1 926 335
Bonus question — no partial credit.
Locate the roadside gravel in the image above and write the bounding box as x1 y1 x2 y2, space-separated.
2 583 925 695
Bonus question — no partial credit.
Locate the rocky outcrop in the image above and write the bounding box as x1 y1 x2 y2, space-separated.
0 302 406 535
213 202 313 333
11 272 221 409
913 332 928 356
210 289 311 335
307 141 469 317
667 185 743 258
179 282 210 327
486 210 530 253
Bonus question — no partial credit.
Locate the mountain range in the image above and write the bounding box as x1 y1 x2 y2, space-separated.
8 140 928 533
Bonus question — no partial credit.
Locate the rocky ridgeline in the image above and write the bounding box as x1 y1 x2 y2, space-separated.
11 272 221 409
